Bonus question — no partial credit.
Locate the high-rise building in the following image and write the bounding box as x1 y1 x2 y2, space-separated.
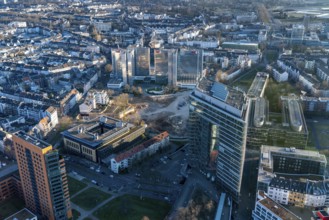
176 49 203 88
291 24 305 44
126 47 135 85
111 49 127 84
188 78 251 202
154 49 177 85
134 47 150 78
13 131 72 220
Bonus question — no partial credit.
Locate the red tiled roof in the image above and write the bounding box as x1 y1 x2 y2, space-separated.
114 131 169 162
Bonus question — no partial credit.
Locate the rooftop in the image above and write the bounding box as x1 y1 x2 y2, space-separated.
114 131 169 162
258 191 301 220
15 131 51 149
195 77 246 114
62 116 137 149
247 72 269 98
4 208 36 220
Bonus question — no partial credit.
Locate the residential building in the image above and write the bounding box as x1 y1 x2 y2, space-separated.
272 69 289 82
110 131 169 173
13 131 72 220
252 191 302 220
188 78 250 202
257 145 328 208
62 116 146 162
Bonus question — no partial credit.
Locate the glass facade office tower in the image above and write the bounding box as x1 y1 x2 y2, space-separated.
134 47 150 77
177 49 203 88
188 78 250 202
13 131 72 220
154 49 177 85
111 49 127 84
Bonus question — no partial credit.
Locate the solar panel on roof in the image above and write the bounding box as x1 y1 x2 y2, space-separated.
211 82 228 101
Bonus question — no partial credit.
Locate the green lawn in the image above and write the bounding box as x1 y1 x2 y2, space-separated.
71 187 111 210
314 124 329 147
231 66 265 92
264 79 300 112
93 195 171 220
67 176 88 196
0 197 25 219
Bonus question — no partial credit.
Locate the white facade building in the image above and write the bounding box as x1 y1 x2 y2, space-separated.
111 132 169 173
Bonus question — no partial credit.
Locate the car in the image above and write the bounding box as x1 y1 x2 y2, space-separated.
90 166 95 170
101 171 106 175
96 169 100 173
91 180 97 185
110 175 114 178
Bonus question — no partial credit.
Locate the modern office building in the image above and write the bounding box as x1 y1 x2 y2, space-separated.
154 49 177 85
134 47 150 78
188 77 250 202
176 49 203 88
111 49 127 84
13 131 72 220
247 95 308 149
62 116 146 162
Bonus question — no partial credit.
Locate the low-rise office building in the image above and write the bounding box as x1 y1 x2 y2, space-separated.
62 116 146 162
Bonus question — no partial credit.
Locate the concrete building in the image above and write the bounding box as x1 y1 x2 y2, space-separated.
188 78 250 202
62 116 146 162
13 131 72 220
110 132 169 173
176 49 203 88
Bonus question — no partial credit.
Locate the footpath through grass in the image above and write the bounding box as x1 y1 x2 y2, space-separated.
71 187 111 210
67 176 88 196
93 195 171 220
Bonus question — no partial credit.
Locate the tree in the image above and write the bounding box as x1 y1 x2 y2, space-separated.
124 84 131 93
108 89 115 97
115 93 129 106
137 86 143 95
105 64 112 73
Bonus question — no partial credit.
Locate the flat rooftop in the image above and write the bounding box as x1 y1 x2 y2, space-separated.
5 208 36 220
15 131 51 149
62 116 137 149
261 145 327 164
259 195 301 220
247 72 269 98
196 77 246 112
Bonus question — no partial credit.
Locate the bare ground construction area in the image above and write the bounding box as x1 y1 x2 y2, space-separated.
138 91 191 136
